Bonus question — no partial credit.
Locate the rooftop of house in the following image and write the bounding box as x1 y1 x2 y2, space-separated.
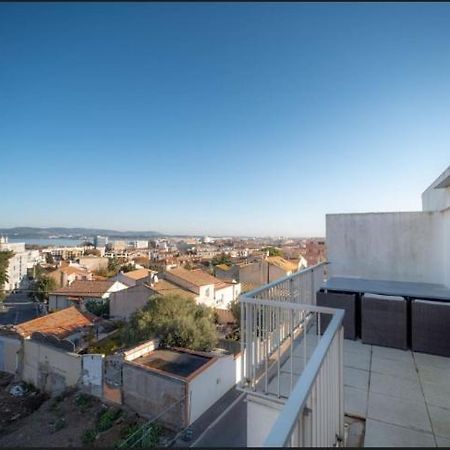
216 264 231 271
266 256 299 272
14 306 96 339
166 267 225 288
131 348 213 379
121 268 152 281
148 278 197 299
51 280 116 298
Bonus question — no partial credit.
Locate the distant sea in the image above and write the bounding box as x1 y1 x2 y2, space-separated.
9 238 84 247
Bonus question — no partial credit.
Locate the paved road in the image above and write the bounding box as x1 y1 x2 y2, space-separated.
192 393 247 448
0 291 40 325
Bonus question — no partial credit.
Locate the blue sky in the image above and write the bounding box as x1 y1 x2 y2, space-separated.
1 3 449 236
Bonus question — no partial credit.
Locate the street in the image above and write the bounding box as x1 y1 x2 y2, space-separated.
0 291 40 325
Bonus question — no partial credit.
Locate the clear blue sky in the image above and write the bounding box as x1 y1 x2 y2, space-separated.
1 3 449 236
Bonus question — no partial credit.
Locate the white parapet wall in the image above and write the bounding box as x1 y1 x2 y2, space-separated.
327 166 450 287
326 211 447 285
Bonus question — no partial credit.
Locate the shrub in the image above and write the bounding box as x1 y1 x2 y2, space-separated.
82 429 97 445
96 407 122 432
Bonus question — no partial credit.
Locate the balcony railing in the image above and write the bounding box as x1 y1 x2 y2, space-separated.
239 263 345 447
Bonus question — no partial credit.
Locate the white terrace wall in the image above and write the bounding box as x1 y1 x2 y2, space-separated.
326 211 446 285
188 353 238 424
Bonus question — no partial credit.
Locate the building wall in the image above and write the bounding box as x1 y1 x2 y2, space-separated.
79 256 108 272
0 335 21 374
122 363 187 430
109 284 152 320
239 261 264 286
81 354 104 398
246 395 283 446
22 339 82 395
188 354 237 424
48 294 71 311
326 211 446 285
422 166 450 212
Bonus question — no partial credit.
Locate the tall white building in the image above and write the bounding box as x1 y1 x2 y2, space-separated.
0 237 41 291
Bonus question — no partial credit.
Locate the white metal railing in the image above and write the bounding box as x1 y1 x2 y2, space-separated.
239 262 345 447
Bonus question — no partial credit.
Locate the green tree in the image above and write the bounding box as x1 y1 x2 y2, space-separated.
107 257 121 275
85 299 110 317
34 274 57 302
45 252 55 264
0 250 14 301
122 294 218 351
262 246 282 257
121 263 135 273
211 252 232 266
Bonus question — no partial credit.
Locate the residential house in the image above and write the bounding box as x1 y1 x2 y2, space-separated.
47 263 94 288
0 237 41 291
215 255 303 289
49 279 128 312
78 256 109 272
113 268 153 287
164 267 241 308
0 306 97 377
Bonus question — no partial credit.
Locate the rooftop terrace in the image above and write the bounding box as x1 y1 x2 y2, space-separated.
133 349 212 378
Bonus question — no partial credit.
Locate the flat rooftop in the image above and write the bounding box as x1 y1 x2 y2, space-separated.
133 348 212 378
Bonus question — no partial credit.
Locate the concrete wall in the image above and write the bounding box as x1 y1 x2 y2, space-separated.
81 354 104 398
326 211 446 285
444 209 450 288
79 257 108 272
22 339 82 395
0 335 21 374
246 395 283 446
109 284 152 320
188 354 237 424
422 166 450 212
239 261 264 286
122 363 187 430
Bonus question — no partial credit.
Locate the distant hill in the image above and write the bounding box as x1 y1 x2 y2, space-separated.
0 227 165 240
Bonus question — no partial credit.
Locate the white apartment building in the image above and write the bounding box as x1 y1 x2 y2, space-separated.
0 237 41 291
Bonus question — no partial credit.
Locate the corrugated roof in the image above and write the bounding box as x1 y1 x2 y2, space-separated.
15 306 96 339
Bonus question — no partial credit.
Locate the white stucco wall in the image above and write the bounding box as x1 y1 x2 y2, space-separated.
188 354 237 424
326 211 447 285
22 340 82 393
246 395 283 446
109 284 152 320
422 166 450 212
0 335 21 374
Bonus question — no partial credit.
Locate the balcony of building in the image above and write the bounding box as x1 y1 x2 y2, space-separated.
238 166 450 447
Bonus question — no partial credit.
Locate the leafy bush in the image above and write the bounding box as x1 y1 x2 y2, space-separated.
54 418 66 431
85 299 110 317
82 429 97 445
75 393 93 411
96 407 122 432
116 423 161 448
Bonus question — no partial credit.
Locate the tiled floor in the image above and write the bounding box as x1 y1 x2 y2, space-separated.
343 339 450 447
